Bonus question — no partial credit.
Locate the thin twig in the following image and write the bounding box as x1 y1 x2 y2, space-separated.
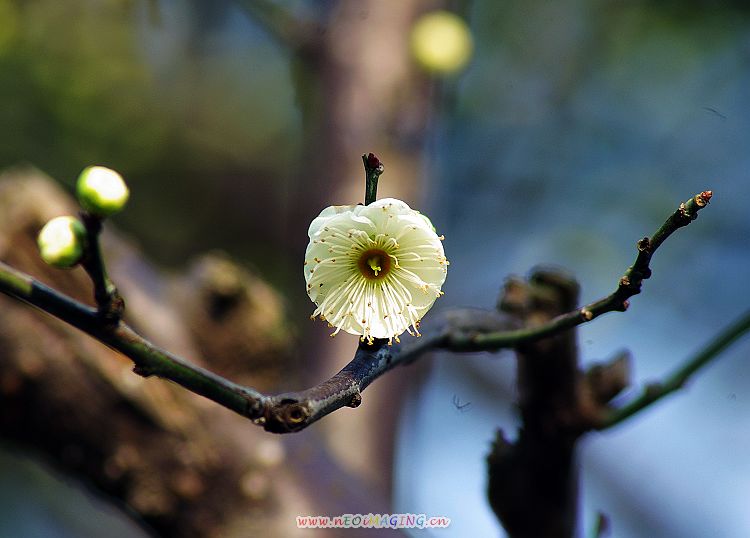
79 212 124 322
446 191 714 350
0 190 718 433
363 152 384 206
598 308 750 429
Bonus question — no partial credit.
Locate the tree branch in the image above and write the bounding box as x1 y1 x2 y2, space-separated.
446 190 714 351
598 307 750 429
0 190 718 433
487 270 582 537
234 0 320 52
0 260 265 414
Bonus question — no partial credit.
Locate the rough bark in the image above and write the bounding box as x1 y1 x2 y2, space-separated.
488 270 583 538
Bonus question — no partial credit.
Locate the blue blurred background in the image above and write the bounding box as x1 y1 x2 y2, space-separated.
0 1 748 536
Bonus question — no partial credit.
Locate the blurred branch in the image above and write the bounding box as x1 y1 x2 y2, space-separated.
234 0 320 51
598 308 750 429
592 512 611 538
0 189 718 433
487 270 581 537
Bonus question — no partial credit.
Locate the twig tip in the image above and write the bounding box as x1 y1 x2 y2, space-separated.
697 190 713 206
363 152 384 174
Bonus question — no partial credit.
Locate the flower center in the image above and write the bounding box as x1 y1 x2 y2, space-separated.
357 248 392 280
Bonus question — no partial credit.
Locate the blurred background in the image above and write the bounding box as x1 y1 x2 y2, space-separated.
0 0 749 536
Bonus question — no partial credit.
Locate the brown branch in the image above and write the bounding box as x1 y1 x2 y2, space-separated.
446 190 714 351
487 270 582 538
0 190 715 433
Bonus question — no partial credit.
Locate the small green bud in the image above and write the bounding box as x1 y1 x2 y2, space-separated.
76 165 129 216
37 216 87 268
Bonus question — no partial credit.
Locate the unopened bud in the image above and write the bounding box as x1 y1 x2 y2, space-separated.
76 165 129 216
37 216 86 268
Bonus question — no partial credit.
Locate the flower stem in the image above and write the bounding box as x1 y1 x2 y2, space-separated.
79 212 124 322
362 152 384 205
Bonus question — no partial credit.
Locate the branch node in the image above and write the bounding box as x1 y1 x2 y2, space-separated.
132 365 153 378
264 399 311 432
580 308 594 321
636 237 651 253
99 291 125 324
285 404 308 424
348 392 363 408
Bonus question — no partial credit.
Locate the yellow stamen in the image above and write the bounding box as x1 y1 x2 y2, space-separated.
367 256 382 276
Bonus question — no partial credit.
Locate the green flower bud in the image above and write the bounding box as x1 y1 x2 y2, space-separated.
76 165 129 216
37 216 87 268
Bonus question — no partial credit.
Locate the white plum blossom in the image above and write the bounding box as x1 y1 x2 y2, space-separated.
305 198 448 343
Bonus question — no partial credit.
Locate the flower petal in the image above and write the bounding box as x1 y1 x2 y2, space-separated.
307 204 359 237
305 198 447 341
